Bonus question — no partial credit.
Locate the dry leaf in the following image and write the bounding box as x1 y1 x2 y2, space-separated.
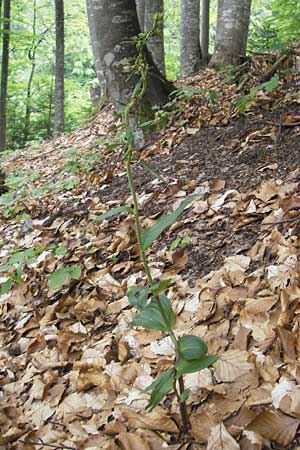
207 423 240 450
116 432 151 450
247 410 300 446
214 350 253 382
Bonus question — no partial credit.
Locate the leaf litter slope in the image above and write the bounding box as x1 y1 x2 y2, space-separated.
1 65 300 449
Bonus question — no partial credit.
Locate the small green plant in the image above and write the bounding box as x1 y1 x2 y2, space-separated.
169 235 191 252
0 244 70 295
94 16 218 434
237 75 279 113
0 247 44 294
48 265 81 290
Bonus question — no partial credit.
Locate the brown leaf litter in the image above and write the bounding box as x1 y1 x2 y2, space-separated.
1 63 300 449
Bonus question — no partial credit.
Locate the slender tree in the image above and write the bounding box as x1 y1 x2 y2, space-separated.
86 0 106 95
54 0 64 134
144 0 165 75
0 0 11 151
200 0 210 65
90 0 172 117
180 0 201 76
23 1 50 145
210 0 252 67
135 0 145 31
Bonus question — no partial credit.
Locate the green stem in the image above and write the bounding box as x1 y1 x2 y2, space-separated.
122 25 191 435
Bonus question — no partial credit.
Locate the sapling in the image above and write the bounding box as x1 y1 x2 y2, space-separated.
94 15 218 435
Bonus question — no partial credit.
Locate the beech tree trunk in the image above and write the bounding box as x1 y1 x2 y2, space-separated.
90 0 172 116
86 0 106 95
0 0 10 151
54 0 64 135
135 0 145 31
200 0 210 65
144 0 165 75
210 0 252 67
180 0 201 76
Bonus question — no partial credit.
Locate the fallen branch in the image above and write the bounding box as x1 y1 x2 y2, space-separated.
260 52 289 83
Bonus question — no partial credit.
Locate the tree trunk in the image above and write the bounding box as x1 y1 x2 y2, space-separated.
144 0 165 75
24 0 37 145
135 0 145 31
200 0 210 65
0 0 11 151
90 0 172 116
86 0 106 95
47 65 54 137
180 0 201 76
210 0 252 68
54 0 64 135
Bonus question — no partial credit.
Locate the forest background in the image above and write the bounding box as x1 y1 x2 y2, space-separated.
0 0 298 151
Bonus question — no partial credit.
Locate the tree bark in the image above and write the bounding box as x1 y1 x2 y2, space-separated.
180 0 201 76
144 0 165 75
210 0 252 68
0 0 11 151
54 0 64 135
90 0 172 116
200 0 210 65
86 0 106 95
135 0 145 31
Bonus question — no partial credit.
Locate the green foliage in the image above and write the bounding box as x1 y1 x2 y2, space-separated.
48 265 81 290
0 246 43 294
169 235 191 251
175 354 219 376
93 206 132 223
145 369 175 411
142 195 198 251
131 294 176 332
178 335 208 361
237 76 279 114
0 244 71 295
7 0 95 149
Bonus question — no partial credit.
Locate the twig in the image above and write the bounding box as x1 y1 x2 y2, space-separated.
260 216 300 226
18 439 76 450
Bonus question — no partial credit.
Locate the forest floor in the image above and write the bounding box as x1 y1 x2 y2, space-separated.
1 62 300 450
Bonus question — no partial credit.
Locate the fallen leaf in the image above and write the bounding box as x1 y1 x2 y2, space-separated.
207 422 240 450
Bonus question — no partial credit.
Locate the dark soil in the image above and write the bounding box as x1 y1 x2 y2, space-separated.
96 103 300 279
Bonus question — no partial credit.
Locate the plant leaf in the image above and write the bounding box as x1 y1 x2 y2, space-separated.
151 279 172 296
178 335 208 361
180 388 191 403
145 369 175 411
128 286 149 310
141 195 198 251
92 206 132 223
175 354 219 377
48 265 81 290
67 266 82 280
131 295 176 331
0 278 14 295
